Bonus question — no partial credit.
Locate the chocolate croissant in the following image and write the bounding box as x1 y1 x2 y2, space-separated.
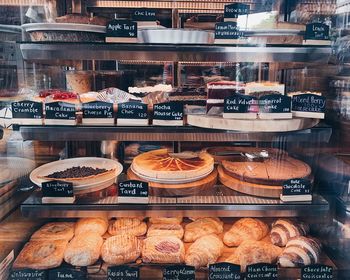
270 219 309 247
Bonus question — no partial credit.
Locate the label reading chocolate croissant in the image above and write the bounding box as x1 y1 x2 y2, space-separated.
10 269 47 280
282 178 311 196
49 268 86 279
107 266 139 280
246 263 277 280
209 263 241 280
163 265 195 280
301 264 333 279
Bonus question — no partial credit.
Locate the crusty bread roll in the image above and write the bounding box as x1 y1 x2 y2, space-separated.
75 217 108 236
184 218 223 242
64 232 103 266
108 218 147 237
149 217 183 224
147 223 184 239
13 239 68 269
101 234 141 265
31 222 75 241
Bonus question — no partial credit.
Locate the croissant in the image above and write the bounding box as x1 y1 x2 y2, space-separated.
223 218 269 247
108 218 147 237
184 218 223 242
185 234 224 268
147 223 184 239
270 219 309 246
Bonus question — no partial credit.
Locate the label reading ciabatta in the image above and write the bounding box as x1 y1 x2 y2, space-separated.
42 180 74 197
153 102 183 124
11 100 43 119
209 263 241 280
224 94 257 113
305 23 330 41
132 8 156 21
10 269 47 280
49 268 86 280
117 102 148 120
215 22 245 40
259 94 291 113
45 102 76 120
246 263 277 280
301 264 333 280
163 265 195 280
107 265 139 280
292 94 326 113
224 3 250 19
82 101 114 119
106 20 137 38
282 178 311 196
118 180 148 204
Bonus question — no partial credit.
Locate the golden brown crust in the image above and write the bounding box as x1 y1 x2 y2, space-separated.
75 217 108 236
31 222 75 241
147 223 184 239
108 218 147 237
184 218 223 243
149 217 183 224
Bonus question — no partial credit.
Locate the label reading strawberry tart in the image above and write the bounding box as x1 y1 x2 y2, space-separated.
163 265 195 280
107 265 139 280
49 268 86 280
301 264 333 279
118 180 148 204
45 102 76 121
209 263 241 280
246 263 277 280
10 269 47 280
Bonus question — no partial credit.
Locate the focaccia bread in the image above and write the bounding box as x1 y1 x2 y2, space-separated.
270 219 309 247
223 218 269 247
149 217 183 224
132 149 214 180
31 222 75 241
142 236 185 264
108 218 147 237
184 218 223 242
101 234 141 265
75 217 108 236
147 223 184 239
185 234 224 268
13 239 68 270
64 232 103 266
226 240 283 272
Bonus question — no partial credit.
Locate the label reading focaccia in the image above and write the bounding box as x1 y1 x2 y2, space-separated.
246 263 277 280
282 178 311 196
153 102 183 121
292 94 326 113
132 8 156 21
117 102 148 120
45 102 76 120
106 20 137 38
49 268 86 280
42 180 74 197
224 3 250 19
301 264 333 280
163 265 195 280
82 101 114 119
209 263 241 280
11 100 43 119
215 22 245 40
118 180 148 204
224 94 257 113
107 265 139 280
10 269 47 280
305 23 330 41
259 94 291 113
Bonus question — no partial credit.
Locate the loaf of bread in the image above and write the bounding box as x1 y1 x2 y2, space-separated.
185 234 224 268
108 218 147 237
13 239 68 269
278 236 321 267
149 217 183 224
184 218 223 242
223 218 269 247
31 222 75 241
147 223 184 239
270 219 309 246
75 217 108 236
101 234 141 265
64 232 103 266
226 240 283 272
142 236 185 264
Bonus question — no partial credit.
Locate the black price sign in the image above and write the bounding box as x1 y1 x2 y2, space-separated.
215 22 244 40
163 265 195 280
246 263 277 280
259 94 291 114
292 94 326 113
132 8 156 21
118 180 148 197
305 23 330 41
117 102 148 120
49 268 86 280
107 265 139 280
209 263 241 280
10 269 47 280
45 102 76 120
82 101 114 119
224 94 257 113
153 102 183 121
11 100 43 119
282 178 311 196
301 264 333 280
106 20 137 38
42 180 74 197
224 3 250 19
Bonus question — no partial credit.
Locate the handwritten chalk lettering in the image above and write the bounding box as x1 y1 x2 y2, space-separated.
153 102 183 121
107 265 139 280
118 180 148 197
283 179 311 196
49 268 86 280
45 102 76 120
302 265 333 280
209 263 241 280
224 3 250 18
133 9 156 21
10 269 47 280
305 23 330 40
246 263 278 280
224 95 257 113
11 101 43 119
106 20 137 38
215 22 245 39
163 265 195 280
83 101 114 118
117 102 148 119
42 180 74 197
259 95 291 114
292 94 326 113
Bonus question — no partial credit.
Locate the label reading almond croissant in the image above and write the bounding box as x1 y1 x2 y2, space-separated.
209 263 241 280
10 269 47 280
163 265 195 280
301 264 333 279
107 266 139 280
246 263 277 280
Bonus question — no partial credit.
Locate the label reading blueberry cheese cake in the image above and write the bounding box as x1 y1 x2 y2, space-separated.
301 264 333 280
246 263 278 280
163 265 195 280
107 265 139 280
132 8 156 22
82 101 114 125
209 263 241 280
118 180 148 203
224 3 250 19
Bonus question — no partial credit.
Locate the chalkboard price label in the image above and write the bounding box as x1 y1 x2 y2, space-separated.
132 8 156 21
246 263 277 280
11 100 43 119
49 268 86 280
45 102 76 120
10 269 47 280
301 264 333 280
82 101 114 119
209 263 241 280
163 265 195 280
153 102 183 121
224 94 257 113
118 180 148 203
292 94 326 113
282 178 311 196
259 94 291 114
215 22 245 40
106 20 137 38
224 3 250 19
42 180 74 197
107 265 139 280
117 102 148 120
305 23 330 41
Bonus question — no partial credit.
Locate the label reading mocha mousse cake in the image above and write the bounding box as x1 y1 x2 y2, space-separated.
153 101 183 126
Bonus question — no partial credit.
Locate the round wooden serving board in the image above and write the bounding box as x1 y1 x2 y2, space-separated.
187 115 319 132
218 165 282 198
127 168 218 197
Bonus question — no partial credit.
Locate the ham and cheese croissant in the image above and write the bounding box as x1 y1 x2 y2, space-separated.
184 218 223 242
270 219 309 246
223 218 269 247
185 234 224 268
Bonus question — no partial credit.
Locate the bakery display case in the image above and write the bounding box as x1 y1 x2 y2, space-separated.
1 0 350 279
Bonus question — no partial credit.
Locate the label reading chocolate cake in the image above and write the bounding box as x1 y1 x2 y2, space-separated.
163 265 195 280
11 100 43 120
224 94 257 113
301 264 333 280
45 102 76 120
209 263 241 280
117 102 148 120
282 178 311 196
82 101 114 119
305 23 330 41
259 94 291 113
42 180 74 197
132 9 156 21
224 3 250 19
246 263 277 280
10 269 47 280
106 20 137 38
108 265 139 280
49 268 86 280
118 180 148 204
